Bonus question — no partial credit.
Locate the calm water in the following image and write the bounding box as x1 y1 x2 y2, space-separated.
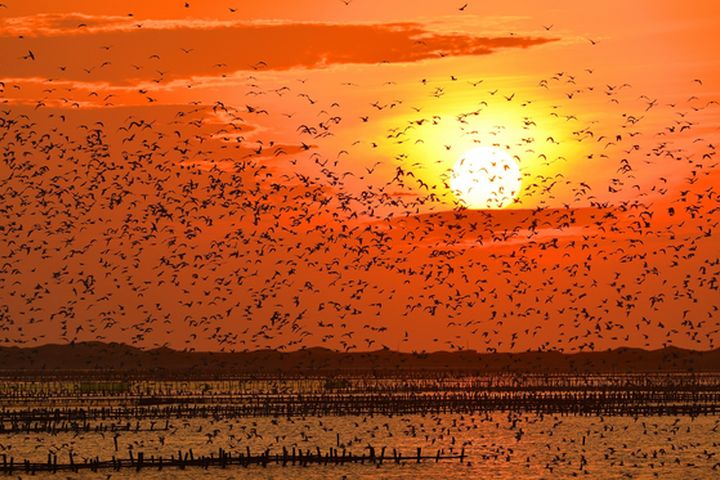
2 413 719 478
1 377 719 478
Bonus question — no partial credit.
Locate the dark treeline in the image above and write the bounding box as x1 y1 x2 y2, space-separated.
1 342 719 379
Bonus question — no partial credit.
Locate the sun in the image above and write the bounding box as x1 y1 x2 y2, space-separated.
449 146 522 209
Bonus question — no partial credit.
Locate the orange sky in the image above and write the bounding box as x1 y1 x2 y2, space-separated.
0 1 718 353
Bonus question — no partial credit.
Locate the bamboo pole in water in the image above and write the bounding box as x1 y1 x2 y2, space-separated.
0 446 468 474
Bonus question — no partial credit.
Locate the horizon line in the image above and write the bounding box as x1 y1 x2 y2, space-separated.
3 340 718 356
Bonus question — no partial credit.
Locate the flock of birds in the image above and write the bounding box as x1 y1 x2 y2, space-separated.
0 5 719 480
0 3 718 357
3 405 720 477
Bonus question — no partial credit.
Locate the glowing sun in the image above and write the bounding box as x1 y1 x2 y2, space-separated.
449 146 522 209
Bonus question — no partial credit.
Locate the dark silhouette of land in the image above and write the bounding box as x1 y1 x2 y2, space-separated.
0 342 718 377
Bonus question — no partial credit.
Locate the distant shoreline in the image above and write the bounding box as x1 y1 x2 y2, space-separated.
0 342 718 378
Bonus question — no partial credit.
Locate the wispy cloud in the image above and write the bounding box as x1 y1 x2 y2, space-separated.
0 15 557 84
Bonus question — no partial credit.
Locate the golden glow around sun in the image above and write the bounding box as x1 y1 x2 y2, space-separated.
450 146 522 209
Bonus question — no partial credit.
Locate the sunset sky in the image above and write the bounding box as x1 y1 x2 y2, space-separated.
0 1 718 353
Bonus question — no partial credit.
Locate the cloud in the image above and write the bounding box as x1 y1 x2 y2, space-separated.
0 15 557 83
0 13 244 37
